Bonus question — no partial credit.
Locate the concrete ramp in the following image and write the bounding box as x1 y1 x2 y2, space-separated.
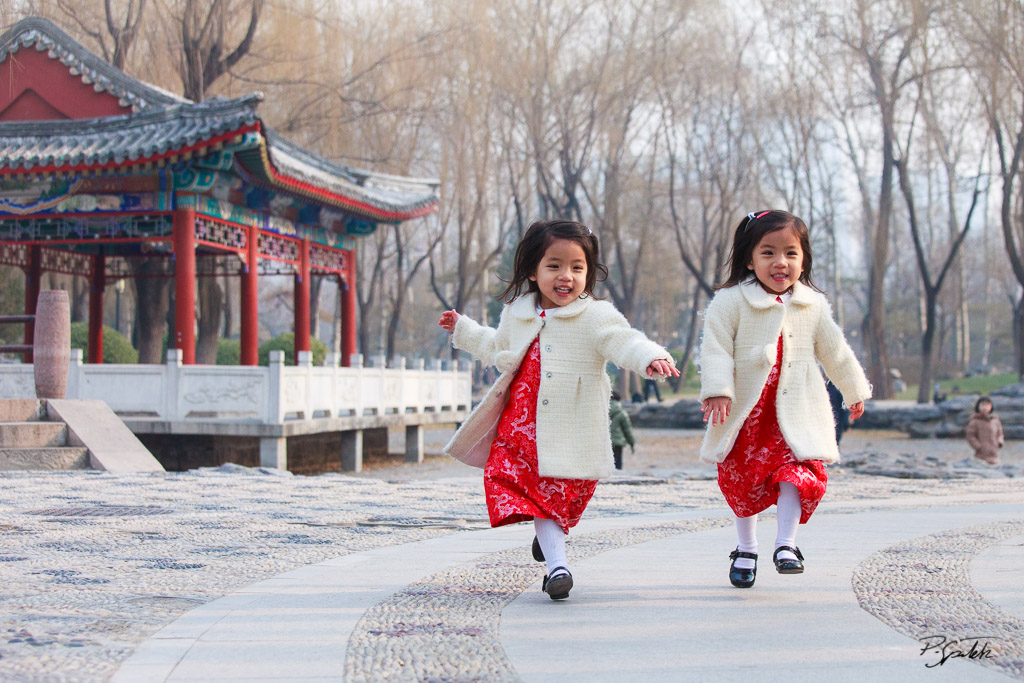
46 399 164 473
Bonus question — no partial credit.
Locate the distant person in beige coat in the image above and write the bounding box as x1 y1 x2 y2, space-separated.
966 396 1004 465
700 210 871 589
439 219 677 600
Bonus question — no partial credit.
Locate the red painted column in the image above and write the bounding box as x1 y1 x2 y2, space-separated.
293 237 311 364
88 252 105 364
342 250 357 367
173 208 196 365
240 225 259 365
23 245 41 363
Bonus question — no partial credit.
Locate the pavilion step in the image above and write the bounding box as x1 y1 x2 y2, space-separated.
0 447 90 470
0 399 44 423
0 422 67 448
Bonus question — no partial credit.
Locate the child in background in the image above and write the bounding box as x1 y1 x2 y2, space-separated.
967 396 1003 465
439 219 677 600
699 210 870 589
609 391 635 470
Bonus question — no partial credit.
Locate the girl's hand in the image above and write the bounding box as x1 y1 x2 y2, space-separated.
438 310 460 332
702 396 731 426
647 359 680 378
848 401 864 421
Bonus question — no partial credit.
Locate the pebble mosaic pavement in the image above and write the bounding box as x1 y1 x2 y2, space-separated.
2 428 1024 681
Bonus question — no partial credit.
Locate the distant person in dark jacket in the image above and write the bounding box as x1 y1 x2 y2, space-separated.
643 377 663 402
609 391 635 470
967 396 1004 465
826 379 850 444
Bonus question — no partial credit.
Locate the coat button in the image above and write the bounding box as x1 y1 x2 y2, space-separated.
546 372 552 378
542 399 549 405
545 345 552 352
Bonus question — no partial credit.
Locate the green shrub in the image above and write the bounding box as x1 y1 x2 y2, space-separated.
258 332 327 366
217 338 241 365
70 322 139 364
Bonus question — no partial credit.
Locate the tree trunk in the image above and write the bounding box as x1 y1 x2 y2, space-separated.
309 275 323 341
917 291 937 404
71 275 89 322
131 259 171 364
863 123 895 398
1016 294 1024 382
221 274 233 339
195 277 221 364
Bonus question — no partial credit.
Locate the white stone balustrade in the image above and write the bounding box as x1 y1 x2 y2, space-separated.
0 349 472 425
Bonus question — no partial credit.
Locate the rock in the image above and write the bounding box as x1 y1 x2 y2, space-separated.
630 393 1024 441
628 399 704 429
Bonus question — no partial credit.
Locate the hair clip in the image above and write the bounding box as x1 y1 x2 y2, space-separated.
747 211 770 221
583 225 593 235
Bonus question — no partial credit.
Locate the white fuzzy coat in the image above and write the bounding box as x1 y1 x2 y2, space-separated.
443 294 672 479
699 280 871 464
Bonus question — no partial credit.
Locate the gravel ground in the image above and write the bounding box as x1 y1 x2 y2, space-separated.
2 426 1023 681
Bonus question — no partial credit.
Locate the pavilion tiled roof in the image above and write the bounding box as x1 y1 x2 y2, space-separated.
0 17 439 223
0 94 261 171
0 17 186 112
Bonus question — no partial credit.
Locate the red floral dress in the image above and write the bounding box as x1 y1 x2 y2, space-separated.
484 335 598 533
717 334 827 524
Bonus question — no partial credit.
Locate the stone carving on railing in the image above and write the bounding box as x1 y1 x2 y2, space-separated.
183 378 262 406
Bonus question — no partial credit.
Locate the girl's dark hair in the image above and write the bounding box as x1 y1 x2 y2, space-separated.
975 396 994 413
714 210 819 291
497 219 608 303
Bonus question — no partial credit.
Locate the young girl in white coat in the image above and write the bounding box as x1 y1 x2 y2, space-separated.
439 219 678 600
700 210 871 588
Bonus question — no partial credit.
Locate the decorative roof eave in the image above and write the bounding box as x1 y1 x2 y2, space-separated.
0 17 187 112
0 94 262 174
237 124 439 223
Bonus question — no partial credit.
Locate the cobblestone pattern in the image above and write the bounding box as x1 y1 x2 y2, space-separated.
0 466 1021 681
342 517 733 682
852 520 1024 679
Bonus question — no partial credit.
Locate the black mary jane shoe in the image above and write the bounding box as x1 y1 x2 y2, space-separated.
773 545 805 574
532 536 545 562
728 549 757 588
542 567 573 600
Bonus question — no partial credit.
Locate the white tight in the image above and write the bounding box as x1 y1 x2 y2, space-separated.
534 517 568 575
731 482 803 568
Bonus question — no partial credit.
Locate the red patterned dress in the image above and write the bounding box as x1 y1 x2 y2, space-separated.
484 335 598 533
717 334 828 524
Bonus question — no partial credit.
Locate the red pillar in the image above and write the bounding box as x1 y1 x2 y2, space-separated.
173 208 196 365
88 252 105 363
23 245 41 363
240 225 259 365
293 237 311 364
342 250 356 367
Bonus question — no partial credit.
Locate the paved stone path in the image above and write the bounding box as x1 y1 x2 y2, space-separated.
2 428 1024 681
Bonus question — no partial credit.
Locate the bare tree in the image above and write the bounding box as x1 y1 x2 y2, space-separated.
158 0 262 363
958 0 1024 379
55 0 148 70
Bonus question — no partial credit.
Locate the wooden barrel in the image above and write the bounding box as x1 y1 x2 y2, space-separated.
32 290 70 399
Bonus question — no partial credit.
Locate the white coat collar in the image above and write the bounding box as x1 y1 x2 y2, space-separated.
739 279 816 309
509 293 592 320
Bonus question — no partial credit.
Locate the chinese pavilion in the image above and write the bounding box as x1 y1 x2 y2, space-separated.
0 17 438 366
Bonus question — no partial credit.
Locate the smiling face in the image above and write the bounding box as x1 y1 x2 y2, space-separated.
748 227 804 295
530 238 588 308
